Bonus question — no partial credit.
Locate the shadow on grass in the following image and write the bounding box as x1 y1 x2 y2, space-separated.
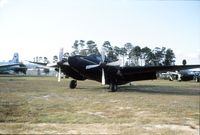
117 85 200 96
80 84 200 96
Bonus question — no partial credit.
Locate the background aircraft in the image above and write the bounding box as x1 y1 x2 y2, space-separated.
159 68 200 82
0 53 27 74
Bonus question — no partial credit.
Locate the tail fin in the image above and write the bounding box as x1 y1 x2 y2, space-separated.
9 53 19 63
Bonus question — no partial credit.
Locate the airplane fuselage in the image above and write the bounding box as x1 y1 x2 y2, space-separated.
67 55 157 85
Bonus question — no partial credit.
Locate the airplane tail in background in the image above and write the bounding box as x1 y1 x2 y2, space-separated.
9 53 19 63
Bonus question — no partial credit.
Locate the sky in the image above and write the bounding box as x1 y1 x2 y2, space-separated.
0 0 200 64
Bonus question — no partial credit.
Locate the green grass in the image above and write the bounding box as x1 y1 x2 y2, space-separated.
0 76 199 134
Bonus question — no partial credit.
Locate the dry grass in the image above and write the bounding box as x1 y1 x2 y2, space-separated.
0 76 199 134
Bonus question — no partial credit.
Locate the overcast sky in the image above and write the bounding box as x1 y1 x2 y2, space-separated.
0 0 200 64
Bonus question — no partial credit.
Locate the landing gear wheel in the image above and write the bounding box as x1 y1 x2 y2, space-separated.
110 83 117 92
69 80 77 89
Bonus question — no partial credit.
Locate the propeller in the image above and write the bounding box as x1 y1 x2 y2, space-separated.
102 68 105 85
58 48 64 82
101 48 106 85
85 47 120 85
58 67 61 82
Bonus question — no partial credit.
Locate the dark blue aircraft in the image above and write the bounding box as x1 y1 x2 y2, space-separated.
56 54 200 92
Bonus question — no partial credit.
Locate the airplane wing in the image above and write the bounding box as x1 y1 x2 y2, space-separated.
27 61 59 69
120 65 200 75
27 61 48 66
0 63 19 68
116 65 200 83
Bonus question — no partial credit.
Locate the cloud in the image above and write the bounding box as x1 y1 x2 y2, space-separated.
0 0 8 8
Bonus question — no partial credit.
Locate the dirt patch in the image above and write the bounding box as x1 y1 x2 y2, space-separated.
145 124 199 135
0 123 199 134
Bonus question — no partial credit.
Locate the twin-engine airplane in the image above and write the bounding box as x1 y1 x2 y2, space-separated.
56 54 200 92
0 53 27 74
28 49 200 92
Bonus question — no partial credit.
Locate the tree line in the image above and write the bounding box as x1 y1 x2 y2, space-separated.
34 40 176 66
70 40 175 66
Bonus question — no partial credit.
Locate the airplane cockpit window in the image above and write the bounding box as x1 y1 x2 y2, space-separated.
96 56 102 61
88 54 102 61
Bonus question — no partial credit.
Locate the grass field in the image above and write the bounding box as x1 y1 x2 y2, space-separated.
0 76 199 134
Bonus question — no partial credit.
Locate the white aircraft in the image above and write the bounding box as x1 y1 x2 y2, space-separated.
0 53 27 74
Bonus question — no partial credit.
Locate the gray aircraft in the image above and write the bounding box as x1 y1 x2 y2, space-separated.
159 68 200 82
0 53 27 74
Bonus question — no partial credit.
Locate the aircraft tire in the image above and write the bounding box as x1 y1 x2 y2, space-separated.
69 80 77 89
110 83 117 92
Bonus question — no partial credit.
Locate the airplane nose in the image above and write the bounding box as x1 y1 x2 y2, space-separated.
99 62 107 68
57 61 63 66
57 58 69 66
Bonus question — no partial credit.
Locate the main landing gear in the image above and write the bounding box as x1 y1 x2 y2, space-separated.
68 80 118 92
69 80 77 89
110 83 118 92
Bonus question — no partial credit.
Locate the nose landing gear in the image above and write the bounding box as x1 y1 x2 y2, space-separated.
69 80 77 89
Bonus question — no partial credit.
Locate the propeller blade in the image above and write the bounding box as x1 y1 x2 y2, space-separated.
86 64 99 69
101 49 106 62
47 63 58 68
59 48 64 61
102 68 105 85
107 59 121 66
58 67 61 82
63 62 69 66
